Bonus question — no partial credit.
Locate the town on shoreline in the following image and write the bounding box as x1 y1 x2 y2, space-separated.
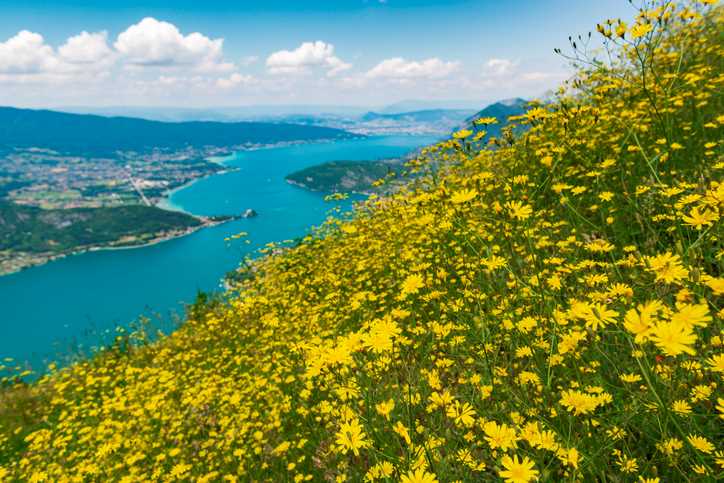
0 138 347 277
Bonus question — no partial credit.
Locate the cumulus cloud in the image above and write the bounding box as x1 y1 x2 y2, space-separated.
114 17 233 72
266 41 351 76
59 31 113 64
484 58 519 77
366 57 460 80
216 72 254 89
0 31 58 74
0 29 113 83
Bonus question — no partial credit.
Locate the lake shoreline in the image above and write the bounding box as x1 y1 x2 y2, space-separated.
0 216 235 277
0 135 437 372
0 136 362 278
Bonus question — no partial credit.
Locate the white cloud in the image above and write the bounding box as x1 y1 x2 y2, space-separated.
266 41 351 76
366 57 459 80
484 58 518 77
0 31 58 74
0 29 112 83
114 17 232 72
59 31 113 64
216 72 254 89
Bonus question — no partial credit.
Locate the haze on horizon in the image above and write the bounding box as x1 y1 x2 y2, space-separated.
0 0 634 110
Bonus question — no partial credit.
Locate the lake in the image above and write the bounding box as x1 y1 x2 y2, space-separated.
0 135 437 372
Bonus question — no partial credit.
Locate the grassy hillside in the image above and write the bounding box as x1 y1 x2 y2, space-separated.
1 1 722 481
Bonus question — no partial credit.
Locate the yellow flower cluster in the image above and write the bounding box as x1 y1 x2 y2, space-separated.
0 1 722 481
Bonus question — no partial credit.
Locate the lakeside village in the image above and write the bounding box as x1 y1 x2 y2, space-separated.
0 141 300 276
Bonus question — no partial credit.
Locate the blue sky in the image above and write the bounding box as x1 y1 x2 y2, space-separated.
0 0 636 108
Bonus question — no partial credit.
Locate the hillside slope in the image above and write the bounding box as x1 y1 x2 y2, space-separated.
1 2 722 481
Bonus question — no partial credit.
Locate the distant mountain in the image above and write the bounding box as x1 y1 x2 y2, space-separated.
462 98 528 134
0 106 356 156
379 99 488 114
57 105 371 122
283 100 531 195
360 109 475 123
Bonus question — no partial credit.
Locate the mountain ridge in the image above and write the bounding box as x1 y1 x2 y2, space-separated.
0 106 356 156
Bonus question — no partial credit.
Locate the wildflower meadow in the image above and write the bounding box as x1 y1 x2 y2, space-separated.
1 1 722 481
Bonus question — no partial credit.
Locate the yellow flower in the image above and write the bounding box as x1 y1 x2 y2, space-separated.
620 373 642 383
657 437 683 455
557 447 580 469
682 206 718 229
615 21 628 38
650 321 697 356
645 252 688 284
616 455 638 473
400 273 425 297
393 421 412 445
716 398 724 419
482 254 507 270
687 434 715 454
483 421 518 450
446 401 476 428
450 188 478 204
505 200 533 221
630 22 653 39
623 300 662 343
499 455 539 483
706 353 724 373
169 463 192 479
400 468 438 483
583 302 618 331
453 129 473 139
671 400 691 415
670 303 711 329
705 277 724 295
375 399 395 420
474 116 499 125
335 419 368 456
559 389 604 415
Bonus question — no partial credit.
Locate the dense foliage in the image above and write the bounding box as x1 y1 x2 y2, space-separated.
0 107 354 156
0 202 201 253
1 1 722 481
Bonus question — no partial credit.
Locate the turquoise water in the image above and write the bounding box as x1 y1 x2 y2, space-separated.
0 135 437 371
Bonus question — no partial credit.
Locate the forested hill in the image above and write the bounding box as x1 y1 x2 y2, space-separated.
0 107 355 155
0 201 201 254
